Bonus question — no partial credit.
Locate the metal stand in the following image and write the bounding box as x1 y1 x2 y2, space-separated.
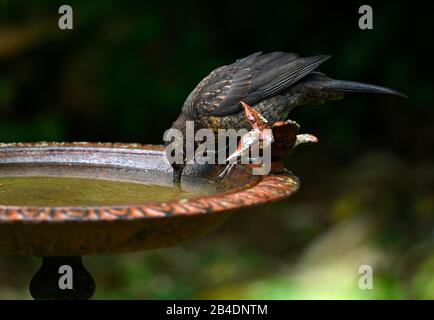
29 256 95 300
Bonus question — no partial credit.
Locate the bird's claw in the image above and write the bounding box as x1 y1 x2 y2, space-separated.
216 164 237 183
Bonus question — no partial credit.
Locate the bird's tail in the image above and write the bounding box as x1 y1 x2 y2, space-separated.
319 78 407 97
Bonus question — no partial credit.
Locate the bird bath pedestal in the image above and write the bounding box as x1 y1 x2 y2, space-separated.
0 138 299 299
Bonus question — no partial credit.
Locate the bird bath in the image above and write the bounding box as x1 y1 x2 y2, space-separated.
0 141 299 299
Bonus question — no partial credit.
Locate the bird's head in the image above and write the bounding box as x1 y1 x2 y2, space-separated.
164 114 188 184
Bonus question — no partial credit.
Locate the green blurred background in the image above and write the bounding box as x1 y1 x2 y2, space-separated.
0 0 432 299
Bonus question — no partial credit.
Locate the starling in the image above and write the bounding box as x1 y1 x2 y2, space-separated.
167 51 406 183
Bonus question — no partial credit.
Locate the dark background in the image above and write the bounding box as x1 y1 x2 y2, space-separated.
0 0 432 299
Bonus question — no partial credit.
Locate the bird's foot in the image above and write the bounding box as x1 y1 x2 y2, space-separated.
216 164 237 183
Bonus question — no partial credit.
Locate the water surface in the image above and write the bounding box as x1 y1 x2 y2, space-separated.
0 176 211 206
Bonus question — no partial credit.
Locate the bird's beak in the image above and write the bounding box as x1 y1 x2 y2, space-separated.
172 168 183 185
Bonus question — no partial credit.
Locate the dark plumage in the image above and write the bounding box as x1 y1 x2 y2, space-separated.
168 51 405 183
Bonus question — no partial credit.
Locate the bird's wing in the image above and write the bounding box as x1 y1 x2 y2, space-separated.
184 52 330 117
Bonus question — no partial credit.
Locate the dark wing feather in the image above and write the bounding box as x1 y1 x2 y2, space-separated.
245 55 330 102
183 52 330 118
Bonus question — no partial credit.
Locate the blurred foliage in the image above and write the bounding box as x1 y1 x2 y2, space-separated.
0 0 432 299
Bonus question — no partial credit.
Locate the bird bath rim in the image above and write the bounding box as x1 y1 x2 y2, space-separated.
0 142 299 223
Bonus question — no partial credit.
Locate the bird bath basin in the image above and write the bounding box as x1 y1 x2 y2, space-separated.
0 142 299 299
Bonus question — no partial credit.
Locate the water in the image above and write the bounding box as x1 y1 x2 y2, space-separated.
0 176 212 206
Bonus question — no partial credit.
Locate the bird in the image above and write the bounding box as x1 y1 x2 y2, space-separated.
166 51 406 183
